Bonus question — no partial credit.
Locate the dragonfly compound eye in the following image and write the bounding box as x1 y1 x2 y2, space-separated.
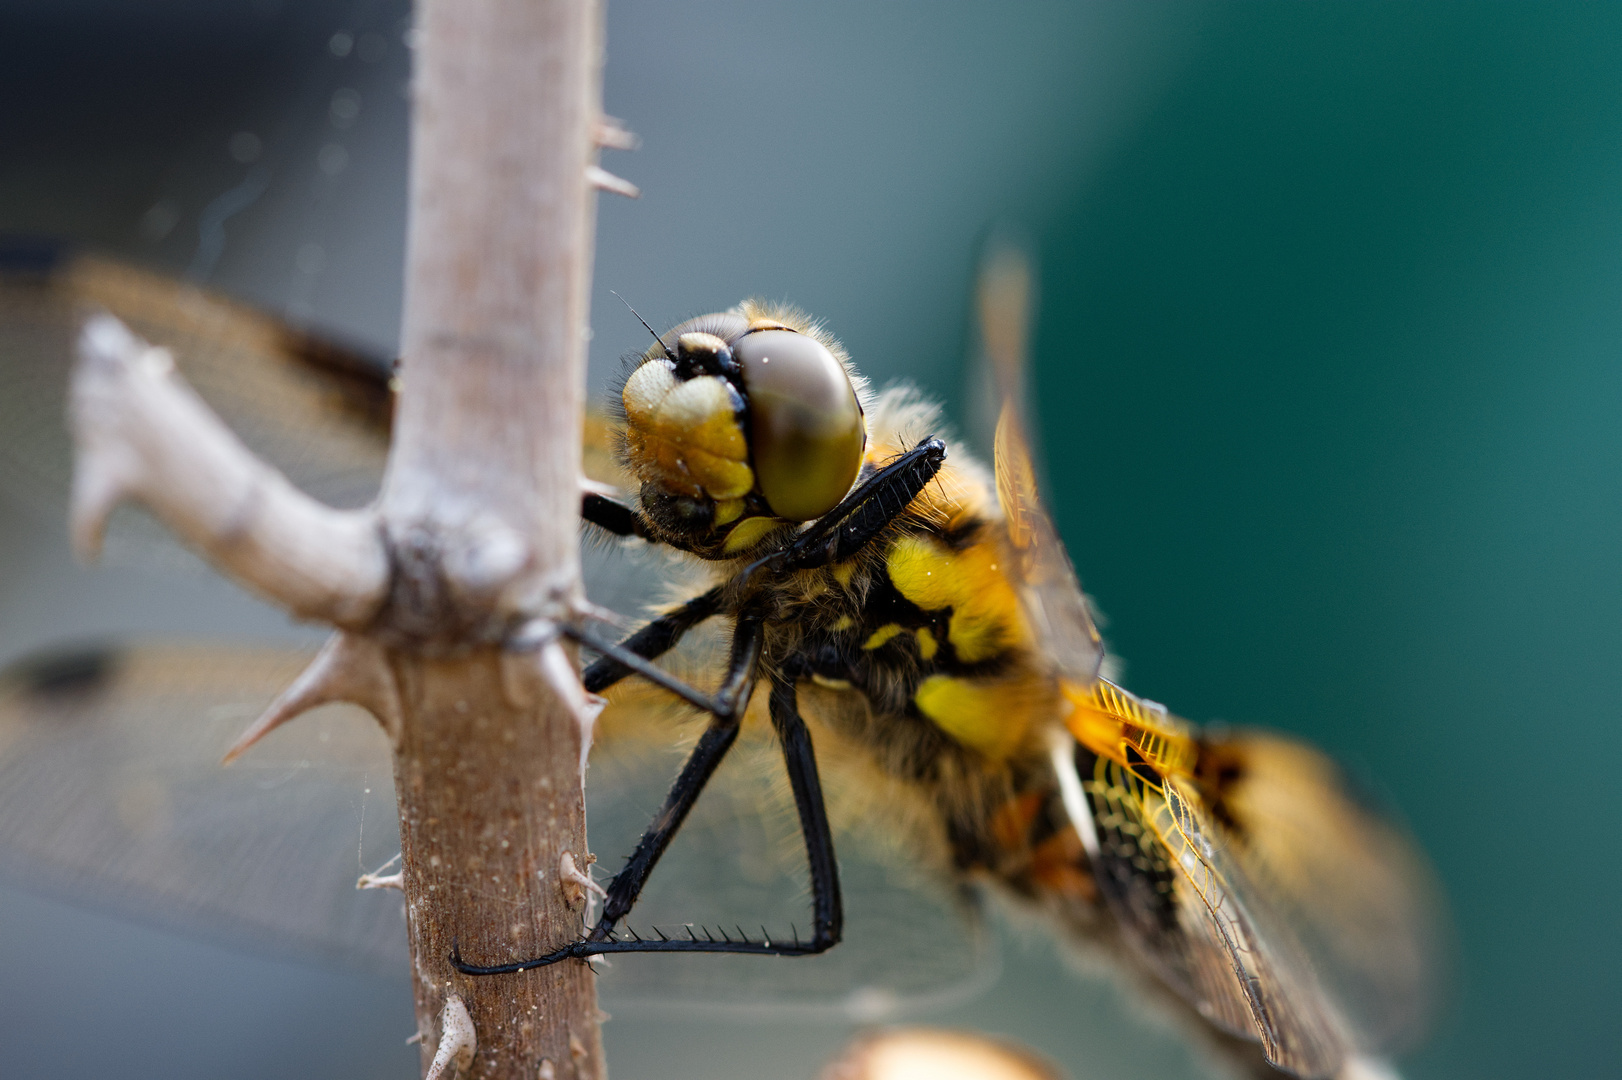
732 329 865 522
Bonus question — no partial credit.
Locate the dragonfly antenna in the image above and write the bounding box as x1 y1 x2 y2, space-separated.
612 291 675 361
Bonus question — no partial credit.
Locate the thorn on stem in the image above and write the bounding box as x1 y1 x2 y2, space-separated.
528 634 606 788
559 851 607 930
586 165 639 199
357 853 404 891
424 994 475 1080
595 117 640 151
223 631 401 763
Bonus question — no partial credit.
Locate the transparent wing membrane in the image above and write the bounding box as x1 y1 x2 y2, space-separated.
583 682 991 1013
0 252 625 546
0 640 988 1010
1201 733 1444 1057
1076 704 1440 1077
0 645 406 974
0 253 987 1007
0 254 392 553
976 245 1103 685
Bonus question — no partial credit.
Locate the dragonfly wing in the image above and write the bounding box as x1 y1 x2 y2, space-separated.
1084 754 1263 1040
1158 774 1350 1075
0 251 631 548
994 405 1104 685
0 636 990 1012
0 643 407 974
976 245 1103 684
1198 731 1445 1057
0 252 984 1010
0 252 393 531
1084 741 1437 1078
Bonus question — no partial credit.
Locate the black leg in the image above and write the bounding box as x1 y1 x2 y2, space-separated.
792 436 946 566
581 490 651 538
588 612 763 932
766 671 843 952
450 662 844 975
581 587 723 694
565 618 726 716
741 438 948 587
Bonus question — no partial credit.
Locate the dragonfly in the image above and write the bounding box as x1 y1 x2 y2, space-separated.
0 243 1441 1077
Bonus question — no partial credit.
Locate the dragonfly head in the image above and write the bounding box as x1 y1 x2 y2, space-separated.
619 304 867 558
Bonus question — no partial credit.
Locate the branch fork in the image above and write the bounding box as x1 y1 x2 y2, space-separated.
70 314 389 628
69 316 613 771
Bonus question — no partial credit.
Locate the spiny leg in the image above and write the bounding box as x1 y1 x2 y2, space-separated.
796 436 947 565
743 437 948 585
450 664 845 972
563 616 725 716
453 612 764 975
581 586 723 694
791 436 946 565
588 611 764 935
575 486 722 698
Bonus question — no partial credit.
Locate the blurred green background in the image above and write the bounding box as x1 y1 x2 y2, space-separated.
2 2 1618 1078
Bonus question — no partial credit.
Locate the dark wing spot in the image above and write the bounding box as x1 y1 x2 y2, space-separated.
11 644 122 700
1194 737 1249 836
273 324 396 430
0 233 69 276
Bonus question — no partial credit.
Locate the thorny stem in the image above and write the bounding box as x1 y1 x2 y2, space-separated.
66 0 614 1076
387 0 608 1075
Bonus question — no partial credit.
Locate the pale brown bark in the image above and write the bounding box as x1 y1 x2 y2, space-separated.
68 0 611 1075
386 0 607 1076
394 653 602 1079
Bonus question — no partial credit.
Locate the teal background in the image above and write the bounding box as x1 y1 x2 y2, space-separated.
1 2 1619 1078
1031 7 1622 1078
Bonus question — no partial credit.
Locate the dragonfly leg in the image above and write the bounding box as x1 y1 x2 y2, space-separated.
579 587 723 694
449 658 844 975
453 613 767 976
580 490 651 538
587 611 764 932
563 612 728 717
765 667 843 953
740 438 947 586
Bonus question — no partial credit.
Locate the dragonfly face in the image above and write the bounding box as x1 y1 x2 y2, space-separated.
619 305 867 557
